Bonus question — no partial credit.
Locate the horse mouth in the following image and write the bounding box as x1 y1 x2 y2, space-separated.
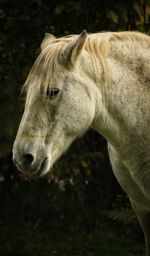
31 157 49 177
38 157 49 176
16 157 49 178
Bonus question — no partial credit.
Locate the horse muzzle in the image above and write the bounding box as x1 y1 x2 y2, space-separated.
12 139 49 176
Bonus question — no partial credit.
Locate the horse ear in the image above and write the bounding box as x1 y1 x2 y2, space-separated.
59 29 88 68
41 33 56 51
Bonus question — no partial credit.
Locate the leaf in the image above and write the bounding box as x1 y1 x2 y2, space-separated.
54 5 65 15
107 10 119 23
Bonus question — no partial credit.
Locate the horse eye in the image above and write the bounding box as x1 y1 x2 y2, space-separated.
46 88 60 98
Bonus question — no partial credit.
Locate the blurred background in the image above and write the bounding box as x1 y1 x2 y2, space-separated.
0 0 150 255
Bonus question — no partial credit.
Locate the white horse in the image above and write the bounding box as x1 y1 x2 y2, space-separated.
13 30 150 255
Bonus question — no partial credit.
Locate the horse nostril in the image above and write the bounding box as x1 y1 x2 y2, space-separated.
23 153 34 165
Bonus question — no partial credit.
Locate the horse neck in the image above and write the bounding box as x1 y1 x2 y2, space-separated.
92 36 150 146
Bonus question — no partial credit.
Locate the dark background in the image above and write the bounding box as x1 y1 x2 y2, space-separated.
0 1 150 255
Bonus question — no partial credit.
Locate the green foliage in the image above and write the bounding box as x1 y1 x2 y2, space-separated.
0 180 144 256
108 194 137 225
109 206 136 224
